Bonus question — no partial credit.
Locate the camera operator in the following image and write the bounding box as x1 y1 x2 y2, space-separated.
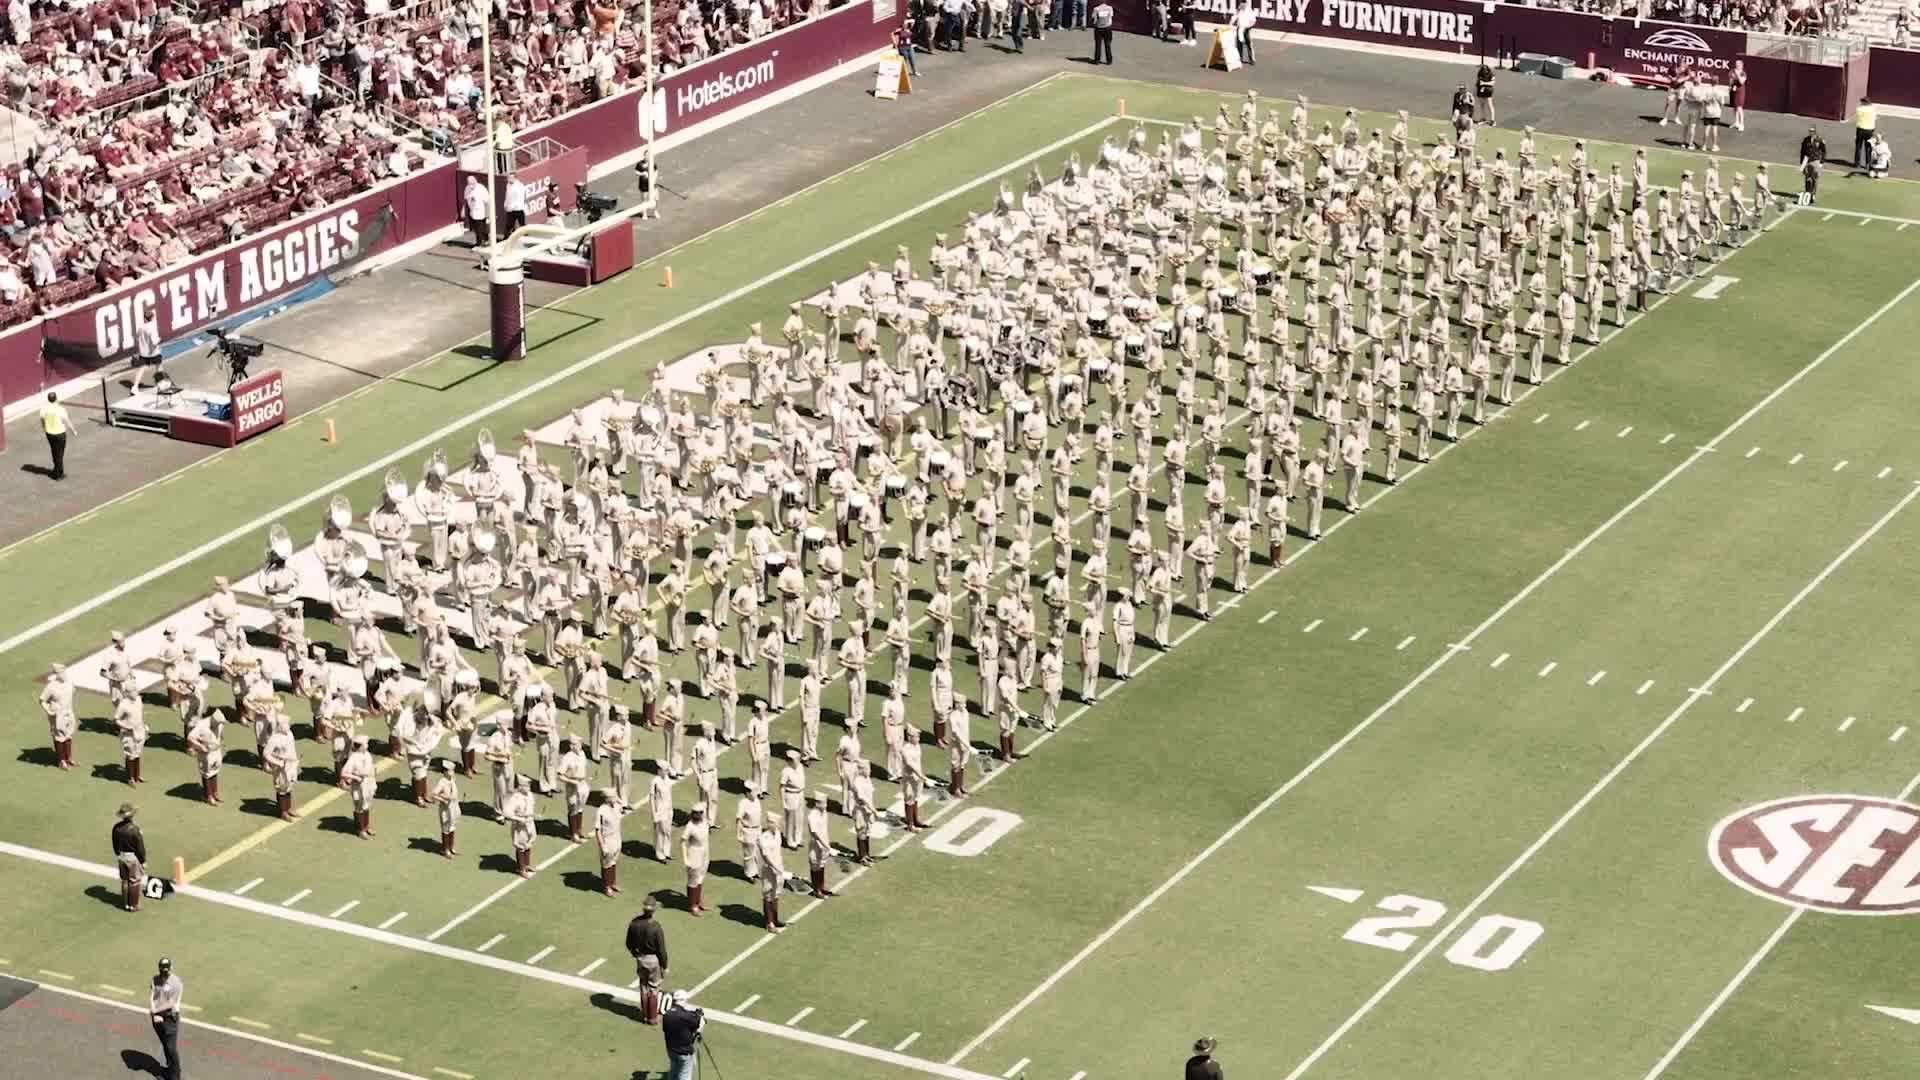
661 990 703 1080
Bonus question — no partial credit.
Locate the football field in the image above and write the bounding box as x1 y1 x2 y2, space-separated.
6 72 1920 1080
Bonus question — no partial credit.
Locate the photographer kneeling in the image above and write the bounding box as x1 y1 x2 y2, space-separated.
661 990 704 1079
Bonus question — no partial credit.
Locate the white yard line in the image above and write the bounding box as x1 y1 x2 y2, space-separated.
25 982 432 1080
426 840 578 940
948 277 1920 1069
1641 768 1920 1080
0 839 1002 1080
1283 483 1920 1080
0 113 1123 661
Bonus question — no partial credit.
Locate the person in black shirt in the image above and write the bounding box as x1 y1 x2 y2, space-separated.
625 897 669 1024
112 803 147 913
1185 1036 1224 1079
1475 62 1497 125
660 991 703 1080
1798 128 1827 205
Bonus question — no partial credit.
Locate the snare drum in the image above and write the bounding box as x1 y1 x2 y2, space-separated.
856 433 878 457
1153 318 1176 346
928 449 953 474
1088 355 1112 377
1121 295 1149 320
781 480 804 508
765 550 790 572
1252 261 1275 287
1123 334 1145 360
815 462 835 482
972 428 994 447
1012 398 1035 416
883 475 908 495
999 319 1019 344
847 491 870 514
1088 304 1112 336
803 525 828 549
1217 286 1240 309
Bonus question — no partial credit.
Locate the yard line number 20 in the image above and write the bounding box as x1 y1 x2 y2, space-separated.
1341 895 1544 972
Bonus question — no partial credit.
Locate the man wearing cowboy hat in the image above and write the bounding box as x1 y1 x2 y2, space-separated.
112 803 147 912
626 896 669 1022
1186 1036 1224 1078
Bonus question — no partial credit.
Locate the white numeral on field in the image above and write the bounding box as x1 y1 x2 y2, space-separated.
1339 895 1543 972
921 807 1022 857
1341 895 1446 952
1692 275 1740 300
1443 914 1546 972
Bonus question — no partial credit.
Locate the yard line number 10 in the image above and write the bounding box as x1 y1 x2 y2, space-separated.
1341 895 1545 972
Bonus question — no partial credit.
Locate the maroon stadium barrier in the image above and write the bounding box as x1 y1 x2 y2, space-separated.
1153 1 1859 118
0 0 895 412
1868 46 1920 109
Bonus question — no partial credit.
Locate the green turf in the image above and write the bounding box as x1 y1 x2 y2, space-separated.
6 73 1920 1080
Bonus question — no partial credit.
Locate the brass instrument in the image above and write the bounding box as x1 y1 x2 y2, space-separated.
267 523 293 562
384 469 408 505
327 494 353 531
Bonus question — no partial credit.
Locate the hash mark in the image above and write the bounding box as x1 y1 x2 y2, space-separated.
1660 433 1676 445
280 888 311 908
1789 453 1804 465
1834 460 1849 472
1636 679 1654 696
377 911 408 930
1575 419 1592 431
1617 426 1633 438
1396 636 1415 651
1303 619 1322 633
895 1032 922 1051
737 994 761 1012
1737 697 1754 713
1539 661 1557 677
1533 413 1550 425
1880 467 1894 479
1894 726 1908 743
840 1019 868 1038
234 878 263 896
1258 610 1277 624
527 946 555 965
1839 716 1856 733
328 900 360 919
577 958 606 977
1787 706 1805 724
787 1006 814 1026
477 934 504 953
1003 1060 1033 1079
1348 627 1369 642
1491 652 1509 669
1587 670 1606 687
1745 447 1760 459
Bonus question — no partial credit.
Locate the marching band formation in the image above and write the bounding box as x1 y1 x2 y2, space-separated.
39 94 1767 934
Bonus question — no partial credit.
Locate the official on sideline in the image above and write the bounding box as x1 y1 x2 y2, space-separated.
40 390 72 481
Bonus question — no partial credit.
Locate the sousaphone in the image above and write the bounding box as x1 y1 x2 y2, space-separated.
472 522 498 556
267 523 293 563
327 494 353 531
383 468 408 506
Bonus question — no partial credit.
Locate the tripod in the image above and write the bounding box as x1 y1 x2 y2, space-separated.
696 1034 723 1080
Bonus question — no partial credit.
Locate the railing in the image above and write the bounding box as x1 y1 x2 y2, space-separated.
1748 29 1867 63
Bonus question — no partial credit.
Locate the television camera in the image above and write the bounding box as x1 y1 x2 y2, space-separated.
207 326 265 387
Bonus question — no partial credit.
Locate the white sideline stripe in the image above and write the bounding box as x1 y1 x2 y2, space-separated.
233 877 263 896
1637 679 1654 696
328 900 360 919
1003 1059 1031 1078
840 1019 868 1038
1285 484 1920 1080
1642 769 1920 1079
787 1006 815 1026
24 982 432 1080
527 946 555 965
1258 610 1277 624
280 888 311 908
736 994 761 1012
577 958 605 977
377 911 408 930
951 276 1920 1071
0 839 1001 1080
0 113 1124 661
477 934 504 953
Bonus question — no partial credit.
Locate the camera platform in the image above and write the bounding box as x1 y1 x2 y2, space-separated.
106 368 288 448
525 218 635 287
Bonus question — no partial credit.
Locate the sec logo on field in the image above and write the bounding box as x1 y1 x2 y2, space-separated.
1710 795 1920 915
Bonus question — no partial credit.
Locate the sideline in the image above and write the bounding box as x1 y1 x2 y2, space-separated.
0 106 1117 659
0 839 1001 1080
947 277 1920 1067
